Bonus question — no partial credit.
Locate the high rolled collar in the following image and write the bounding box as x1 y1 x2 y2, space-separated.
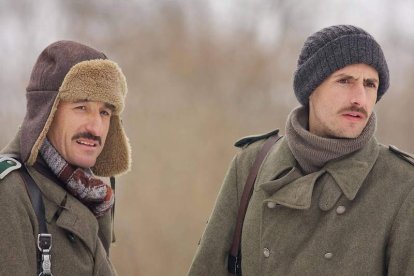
285 106 377 174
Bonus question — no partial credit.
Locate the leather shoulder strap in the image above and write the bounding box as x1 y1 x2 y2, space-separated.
19 165 53 275
228 134 282 276
19 165 48 234
110 176 116 243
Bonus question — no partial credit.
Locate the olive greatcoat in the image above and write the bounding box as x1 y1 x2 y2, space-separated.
188 132 414 276
0 132 117 275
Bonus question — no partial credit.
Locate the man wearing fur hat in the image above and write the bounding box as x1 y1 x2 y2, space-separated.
0 41 130 275
188 25 414 275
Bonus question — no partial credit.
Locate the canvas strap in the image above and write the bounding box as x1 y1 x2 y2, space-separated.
228 134 281 276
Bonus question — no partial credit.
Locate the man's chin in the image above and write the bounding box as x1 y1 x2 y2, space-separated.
68 158 97 169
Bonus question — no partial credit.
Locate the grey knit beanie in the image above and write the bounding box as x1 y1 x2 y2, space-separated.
293 25 389 106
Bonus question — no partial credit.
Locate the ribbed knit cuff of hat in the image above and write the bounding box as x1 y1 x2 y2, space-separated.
293 25 390 106
285 106 376 174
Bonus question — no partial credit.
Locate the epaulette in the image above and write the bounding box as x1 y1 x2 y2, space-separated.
0 156 22 180
389 145 414 166
234 129 279 148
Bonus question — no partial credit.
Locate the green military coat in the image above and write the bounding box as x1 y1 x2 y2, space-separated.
188 132 414 275
0 133 117 275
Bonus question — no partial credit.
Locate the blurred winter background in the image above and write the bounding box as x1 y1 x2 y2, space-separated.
1 0 414 275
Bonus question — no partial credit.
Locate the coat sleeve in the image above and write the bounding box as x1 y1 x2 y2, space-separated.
0 172 38 275
386 183 414 275
188 154 240 276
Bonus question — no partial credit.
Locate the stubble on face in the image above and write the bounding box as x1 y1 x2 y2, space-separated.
308 64 378 139
46 101 111 168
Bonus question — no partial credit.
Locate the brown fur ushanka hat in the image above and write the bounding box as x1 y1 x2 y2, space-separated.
21 40 131 176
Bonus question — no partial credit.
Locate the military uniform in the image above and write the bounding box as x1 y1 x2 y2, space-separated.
188 132 414 276
0 40 130 275
0 133 117 275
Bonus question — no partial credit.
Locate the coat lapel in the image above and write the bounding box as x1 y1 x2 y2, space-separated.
324 137 379 200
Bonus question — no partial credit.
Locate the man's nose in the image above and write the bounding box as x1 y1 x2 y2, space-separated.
350 82 367 106
84 112 105 137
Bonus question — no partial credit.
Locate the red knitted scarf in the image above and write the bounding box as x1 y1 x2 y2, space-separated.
39 138 114 217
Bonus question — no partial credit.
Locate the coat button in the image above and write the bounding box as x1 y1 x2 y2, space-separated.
67 232 76 243
336 206 346 215
263 248 270 258
324 252 333 259
267 202 277 209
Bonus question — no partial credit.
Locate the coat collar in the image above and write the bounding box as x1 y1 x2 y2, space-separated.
257 136 379 210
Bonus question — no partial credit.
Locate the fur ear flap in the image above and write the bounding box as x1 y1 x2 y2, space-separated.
92 115 131 177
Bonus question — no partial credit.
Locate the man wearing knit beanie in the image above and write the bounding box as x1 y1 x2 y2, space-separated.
189 25 414 275
0 41 130 275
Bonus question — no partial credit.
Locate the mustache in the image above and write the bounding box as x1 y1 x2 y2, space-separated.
338 105 368 118
72 132 102 146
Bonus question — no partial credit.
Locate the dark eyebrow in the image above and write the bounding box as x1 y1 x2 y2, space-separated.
332 74 356 80
104 103 115 112
333 73 379 83
364 78 379 84
73 99 89 104
72 99 115 112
